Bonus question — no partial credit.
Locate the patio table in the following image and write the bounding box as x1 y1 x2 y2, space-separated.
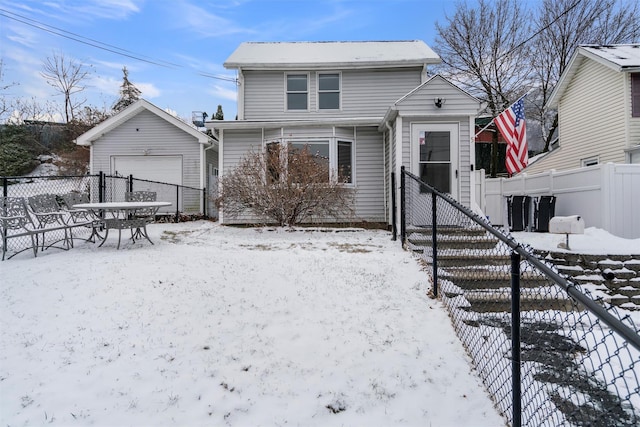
73 201 171 249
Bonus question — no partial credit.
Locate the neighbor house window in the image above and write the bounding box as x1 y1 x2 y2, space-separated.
581 157 599 167
632 73 640 118
318 73 340 110
286 74 308 110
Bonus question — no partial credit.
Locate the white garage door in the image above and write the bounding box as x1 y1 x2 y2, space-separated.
111 155 182 211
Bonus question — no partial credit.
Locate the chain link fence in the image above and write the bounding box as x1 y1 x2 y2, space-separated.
2 173 210 258
400 167 640 427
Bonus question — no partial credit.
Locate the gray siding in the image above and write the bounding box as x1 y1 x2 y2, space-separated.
91 110 204 212
354 127 385 222
220 125 385 224
242 68 423 120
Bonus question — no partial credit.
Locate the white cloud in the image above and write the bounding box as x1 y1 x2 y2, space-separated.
209 84 237 102
172 1 255 38
40 0 142 20
137 82 161 99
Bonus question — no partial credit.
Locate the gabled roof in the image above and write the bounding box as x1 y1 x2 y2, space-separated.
75 99 214 146
224 40 441 70
381 74 483 125
547 44 640 109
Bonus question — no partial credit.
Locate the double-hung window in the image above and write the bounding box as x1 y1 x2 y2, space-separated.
286 74 308 110
318 73 340 110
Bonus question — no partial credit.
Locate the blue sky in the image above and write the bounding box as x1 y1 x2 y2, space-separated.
0 0 457 122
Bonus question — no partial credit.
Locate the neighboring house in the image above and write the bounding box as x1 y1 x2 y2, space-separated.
75 99 218 214
524 44 640 174
207 40 483 227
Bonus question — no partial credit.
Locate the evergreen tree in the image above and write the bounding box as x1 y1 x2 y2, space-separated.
214 104 224 120
113 66 141 112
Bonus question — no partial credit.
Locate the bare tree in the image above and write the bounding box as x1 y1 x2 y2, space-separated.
41 52 92 123
530 0 640 152
217 144 355 226
0 59 18 123
434 0 532 176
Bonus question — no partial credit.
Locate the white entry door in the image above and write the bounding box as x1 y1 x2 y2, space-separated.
412 123 459 200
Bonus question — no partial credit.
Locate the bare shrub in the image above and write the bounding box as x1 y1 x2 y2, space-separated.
217 144 355 226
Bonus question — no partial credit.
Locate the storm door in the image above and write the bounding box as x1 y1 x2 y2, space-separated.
412 123 458 200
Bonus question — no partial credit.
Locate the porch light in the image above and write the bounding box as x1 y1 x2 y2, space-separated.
434 98 446 108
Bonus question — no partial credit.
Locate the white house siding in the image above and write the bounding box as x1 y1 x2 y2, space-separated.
242 68 423 120
90 110 203 212
525 60 627 174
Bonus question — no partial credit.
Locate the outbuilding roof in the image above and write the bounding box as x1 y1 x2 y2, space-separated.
75 99 214 146
224 40 441 70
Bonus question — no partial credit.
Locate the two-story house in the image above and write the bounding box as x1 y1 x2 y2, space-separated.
525 44 640 174
208 40 483 228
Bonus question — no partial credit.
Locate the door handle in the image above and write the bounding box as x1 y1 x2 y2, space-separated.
455 169 458 178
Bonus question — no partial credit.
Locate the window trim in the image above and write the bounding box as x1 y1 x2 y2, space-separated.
581 156 599 167
317 72 341 111
285 73 309 111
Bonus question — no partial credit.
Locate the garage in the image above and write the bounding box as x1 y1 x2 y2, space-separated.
111 155 182 212
75 100 218 216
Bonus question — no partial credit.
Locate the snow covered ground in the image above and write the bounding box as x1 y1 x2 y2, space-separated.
0 221 506 427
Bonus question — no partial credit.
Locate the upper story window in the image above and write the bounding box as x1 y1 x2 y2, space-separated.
318 73 340 110
286 74 308 110
632 73 640 118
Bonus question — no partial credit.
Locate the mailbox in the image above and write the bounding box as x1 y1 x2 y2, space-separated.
549 215 585 234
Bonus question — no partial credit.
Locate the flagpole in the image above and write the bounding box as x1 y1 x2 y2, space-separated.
473 91 531 138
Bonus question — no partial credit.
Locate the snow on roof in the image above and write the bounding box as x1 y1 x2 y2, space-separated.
547 44 640 109
224 40 441 70
580 44 640 71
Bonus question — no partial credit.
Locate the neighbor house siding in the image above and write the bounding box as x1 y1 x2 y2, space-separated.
526 60 627 174
242 68 423 120
90 110 202 210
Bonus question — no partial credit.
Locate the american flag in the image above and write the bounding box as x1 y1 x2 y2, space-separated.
495 98 527 175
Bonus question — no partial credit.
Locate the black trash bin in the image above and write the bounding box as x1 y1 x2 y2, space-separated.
534 195 556 232
508 195 531 232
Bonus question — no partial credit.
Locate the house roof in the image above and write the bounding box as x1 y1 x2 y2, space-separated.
224 40 441 70
75 99 214 146
547 44 640 109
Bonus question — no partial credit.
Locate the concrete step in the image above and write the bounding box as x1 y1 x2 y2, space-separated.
407 236 499 250
440 269 550 289
406 225 488 237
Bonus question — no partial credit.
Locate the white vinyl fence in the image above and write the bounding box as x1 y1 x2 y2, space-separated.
478 163 640 239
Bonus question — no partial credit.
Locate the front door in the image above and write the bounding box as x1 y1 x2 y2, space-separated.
412 123 459 200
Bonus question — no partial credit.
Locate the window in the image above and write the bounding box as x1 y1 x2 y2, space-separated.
286 74 308 110
265 138 353 184
290 141 330 181
337 140 352 183
419 131 451 193
318 73 340 110
632 73 640 118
